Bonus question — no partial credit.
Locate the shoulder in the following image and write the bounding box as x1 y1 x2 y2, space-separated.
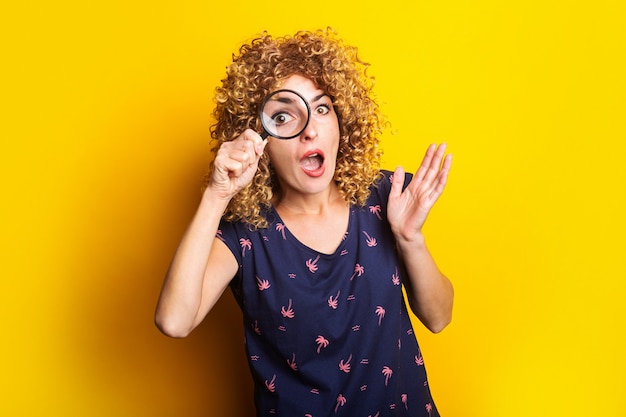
217 210 274 261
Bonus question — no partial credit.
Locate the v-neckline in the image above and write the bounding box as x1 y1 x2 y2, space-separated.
270 205 352 257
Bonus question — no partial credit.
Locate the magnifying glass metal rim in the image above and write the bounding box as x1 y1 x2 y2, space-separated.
259 89 311 140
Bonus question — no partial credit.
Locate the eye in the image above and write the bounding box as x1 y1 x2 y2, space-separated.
314 104 331 116
272 111 295 125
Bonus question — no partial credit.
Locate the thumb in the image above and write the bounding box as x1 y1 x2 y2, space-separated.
389 166 406 199
241 129 266 157
256 137 268 156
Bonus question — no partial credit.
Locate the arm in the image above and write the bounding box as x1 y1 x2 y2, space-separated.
155 129 267 338
387 144 454 333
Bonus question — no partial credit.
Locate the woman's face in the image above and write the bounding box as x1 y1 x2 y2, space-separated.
265 74 340 199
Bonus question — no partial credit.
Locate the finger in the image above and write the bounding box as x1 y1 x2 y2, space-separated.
389 166 406 199
414 144 437 183
214 144 254 180
441 152 452 175
240 129 266 156
228 132 261 167
432 143 447 169
407 143 438 195
214 153 246 179
418 143 448 188
428 153 452 201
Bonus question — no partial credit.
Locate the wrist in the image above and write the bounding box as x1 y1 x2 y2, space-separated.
200 187 231 213
393 230 427 251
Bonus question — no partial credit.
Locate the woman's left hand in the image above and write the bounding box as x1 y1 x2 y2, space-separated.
387 143 452 243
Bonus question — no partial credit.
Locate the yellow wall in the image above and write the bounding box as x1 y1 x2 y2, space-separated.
2 1 625 416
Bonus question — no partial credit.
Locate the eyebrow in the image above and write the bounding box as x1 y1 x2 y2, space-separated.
271 92 330 105
311 93 330 103
273 96 296 104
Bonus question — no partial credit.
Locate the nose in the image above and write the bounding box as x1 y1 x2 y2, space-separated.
300 117 318 141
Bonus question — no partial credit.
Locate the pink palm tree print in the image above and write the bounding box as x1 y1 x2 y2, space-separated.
306 255 320 273
256 276 271 291
328 290 340 309
375 306 386 326
426 403 433 417
338 354 352 373
281 299 295 318
251 320 261 335
362 231 377 247
287 353 298 371
415 348 424 366
350 263 364 280
275 223 286 239
315 335 329 353
265 374 276 392
382 366 393 386
401 394 408 410
369 204 382 220
391 267 400 285
335 394 346 413
239 238 251 256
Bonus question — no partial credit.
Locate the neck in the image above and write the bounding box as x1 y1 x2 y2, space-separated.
273 184 345 216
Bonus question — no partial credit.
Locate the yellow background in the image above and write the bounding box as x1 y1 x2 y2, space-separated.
2 1 625 416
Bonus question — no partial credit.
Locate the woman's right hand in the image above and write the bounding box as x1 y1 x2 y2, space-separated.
209 129 267 200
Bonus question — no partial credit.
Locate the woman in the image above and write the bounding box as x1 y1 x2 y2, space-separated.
156 28 453 416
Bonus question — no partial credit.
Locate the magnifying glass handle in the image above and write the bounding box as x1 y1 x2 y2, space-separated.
260 131 269 140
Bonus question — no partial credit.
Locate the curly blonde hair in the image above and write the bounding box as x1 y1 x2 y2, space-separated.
206 28 386 229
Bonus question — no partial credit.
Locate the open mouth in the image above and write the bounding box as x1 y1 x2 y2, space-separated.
300 150 325 176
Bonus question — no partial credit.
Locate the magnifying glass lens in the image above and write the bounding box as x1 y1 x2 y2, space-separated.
260 90 310 139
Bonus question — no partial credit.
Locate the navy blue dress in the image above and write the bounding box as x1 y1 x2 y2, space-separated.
218 170 440 417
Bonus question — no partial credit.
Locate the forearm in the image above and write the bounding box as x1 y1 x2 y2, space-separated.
396 234 454 333
155 189 230 337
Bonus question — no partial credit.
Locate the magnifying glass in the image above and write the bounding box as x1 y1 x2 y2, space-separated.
259 89 311 140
